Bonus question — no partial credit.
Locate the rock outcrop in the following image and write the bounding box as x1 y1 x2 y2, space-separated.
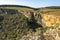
18 9 60 28
0 8 18 14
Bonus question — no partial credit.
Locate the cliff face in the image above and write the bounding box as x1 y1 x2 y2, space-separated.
18 9 60 40
0 7 60 40
18 10 60 28
0 8 60 27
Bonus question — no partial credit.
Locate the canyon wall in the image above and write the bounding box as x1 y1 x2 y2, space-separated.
0 8 60 28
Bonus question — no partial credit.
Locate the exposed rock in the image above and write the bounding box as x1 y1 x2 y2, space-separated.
0 8 18 14
18 10 35 21
20 34 41 40
43 28 60 40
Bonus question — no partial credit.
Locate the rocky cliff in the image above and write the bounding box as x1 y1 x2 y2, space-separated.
0 5 60 40
0 8 60 27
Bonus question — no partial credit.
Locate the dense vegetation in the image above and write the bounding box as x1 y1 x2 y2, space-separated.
0 10 43 40
0 12 30 40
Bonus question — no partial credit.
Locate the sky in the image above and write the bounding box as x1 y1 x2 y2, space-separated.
0 0 60 8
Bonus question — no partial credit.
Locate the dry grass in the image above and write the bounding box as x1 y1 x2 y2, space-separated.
39 8 60 17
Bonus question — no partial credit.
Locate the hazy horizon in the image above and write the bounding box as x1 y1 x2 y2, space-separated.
0 0 60 8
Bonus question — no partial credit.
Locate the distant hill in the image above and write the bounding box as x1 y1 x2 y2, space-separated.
0 5 60 10
44 6 60 9
0 5 39 10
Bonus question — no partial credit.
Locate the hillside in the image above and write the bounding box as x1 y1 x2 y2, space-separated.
45 6 60 9
0 5 60 40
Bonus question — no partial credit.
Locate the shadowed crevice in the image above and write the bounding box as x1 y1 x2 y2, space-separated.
27 12 43 32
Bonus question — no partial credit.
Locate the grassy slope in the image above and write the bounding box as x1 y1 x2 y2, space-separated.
0 5 35 12
39 6 60 17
